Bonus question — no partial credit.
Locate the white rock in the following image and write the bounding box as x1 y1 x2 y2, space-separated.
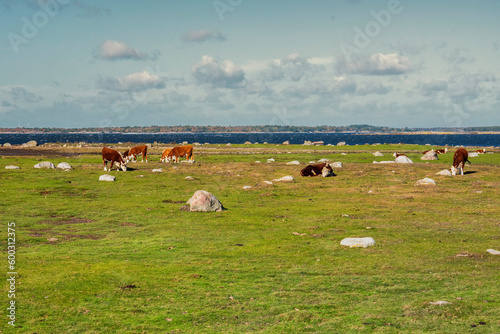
415 178 436 186
436 169 452 176
34 161 55 169
267 158 275 163
272 175 294 182
337 142 346 146
3 143 12 147
395 155 413 163
373 161 394 164
22 140 37 147
226 143 232 146
318 158 330 163
372 151 384 157
286 160 300 165
185 176 194 180
330 162 343 168
282 141 290 145
308 161 316 164
254 161 261 163
5 165 20 169
340 237 376 248
428 301 450 305
243 186 252 190
263 181 273 185
341 153 347 155
152 168 163 173
56 162 72 170
99 174 115 181
421 151 438 160
486 249 500 255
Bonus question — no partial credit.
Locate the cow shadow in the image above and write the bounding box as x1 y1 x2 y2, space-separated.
464 171 477 175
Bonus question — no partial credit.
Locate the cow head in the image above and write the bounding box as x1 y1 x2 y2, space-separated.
321 164 334 177
450 166 460 176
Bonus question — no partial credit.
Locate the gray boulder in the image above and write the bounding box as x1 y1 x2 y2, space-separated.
395 155 413 163
34 161 55 169
56 162 72 170
330 162 343 168
3 143 12 147
421 151 438 160
22 140 37 147
272 175 294 182
436 169 452 176
415 178 436 186
5 165 20 169
185 190 225 212
372 151 384 157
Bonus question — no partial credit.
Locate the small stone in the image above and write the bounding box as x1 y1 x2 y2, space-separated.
47 238 59 242
428 301 450 305
243 186 252 190
57 162 72 170
486 249 500 255
185 176 194 180
330 162 343 168
34 161 55 169
272 175 294 182
267 158 275 163
415 178 436 186
5 165 20 169
99 174 115 182
372 151 384 157
340 237 376 248
152 169 163 173
436 169 452 176
286 160 300 165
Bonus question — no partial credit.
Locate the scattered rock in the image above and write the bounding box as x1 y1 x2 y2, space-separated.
47 237 59 242
337 142 346 146
267 158 275 163
272 175 294 182
34 161 55 169
262 181 273 185
56 162 72 170
286 160 300 165
5 165 20 169
243 186 252 190
486 249 500 255
372 151 384 157
373 161 394 164
185 176 194 180
244 141 252 145
282 141 290 145
254 161 261 163
318 158 330 163
185 190 225 212
312 141 324 146
3 143 12 147
415 178 436 186
99 174 115 182
303 141 312 145
152 169 163 173
395 155 413 163
421 151 438 160
428 301 450 306
226 143 232 147
330 162 343 168
436 169 452 176
340 237 376 248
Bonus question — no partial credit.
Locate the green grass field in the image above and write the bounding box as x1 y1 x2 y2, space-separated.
1 144 499 333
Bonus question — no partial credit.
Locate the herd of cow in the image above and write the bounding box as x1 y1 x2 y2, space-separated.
101 145 194 171
102 144 484 177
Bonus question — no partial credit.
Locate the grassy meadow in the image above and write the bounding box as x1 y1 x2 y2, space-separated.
1 143 499 333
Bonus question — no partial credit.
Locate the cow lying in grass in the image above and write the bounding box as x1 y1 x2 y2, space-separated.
451 148 471 176
300 163 335 177
123 145 148 163
476 148 486 154
165 145 194 163
102 147 127 171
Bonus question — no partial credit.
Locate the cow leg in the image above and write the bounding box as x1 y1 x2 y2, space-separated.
103 160 108 171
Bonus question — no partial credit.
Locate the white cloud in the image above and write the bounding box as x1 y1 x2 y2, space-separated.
97 71 165 92
93 40 156 61
337 53 413 75
183 30 226 43
192 55 245 88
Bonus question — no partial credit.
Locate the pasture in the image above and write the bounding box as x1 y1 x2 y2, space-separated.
1 143 499 333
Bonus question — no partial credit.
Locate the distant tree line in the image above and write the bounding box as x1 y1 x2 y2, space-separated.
1 125 499 133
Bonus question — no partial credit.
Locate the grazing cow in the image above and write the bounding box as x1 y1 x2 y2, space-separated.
475 148 486 154
123 145 148 163
393 152 407 158
436 148 448 154
300 163 335 177
102 147 127 171
160 148 172 162
166 145 194 163
451 148 471 176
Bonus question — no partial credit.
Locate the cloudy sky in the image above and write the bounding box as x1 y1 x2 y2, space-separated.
1 0 499 128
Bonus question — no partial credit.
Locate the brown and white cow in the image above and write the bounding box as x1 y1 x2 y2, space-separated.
165 145 194 163
300 163 335 177
436 148 448 154
451 148 471 176
102 147 127 171
160 148 172 162
123 145 148 163
475 148 486 154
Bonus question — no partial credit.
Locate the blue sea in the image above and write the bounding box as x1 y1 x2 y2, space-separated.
0 133 499 147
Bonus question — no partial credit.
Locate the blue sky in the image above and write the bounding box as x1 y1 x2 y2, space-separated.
1 0 499 128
